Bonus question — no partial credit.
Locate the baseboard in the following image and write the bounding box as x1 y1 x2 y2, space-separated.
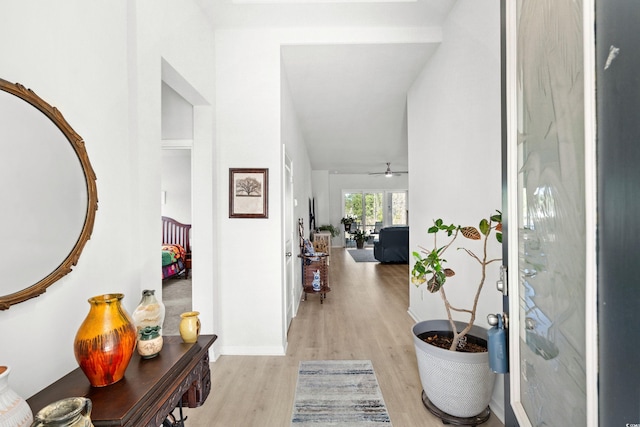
407 307 421 323
220 345 286 356
490 396 505 423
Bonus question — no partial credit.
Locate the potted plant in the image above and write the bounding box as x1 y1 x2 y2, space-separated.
316 224 339 238
410 211 502 420
340 216 356 232
352 229 369 249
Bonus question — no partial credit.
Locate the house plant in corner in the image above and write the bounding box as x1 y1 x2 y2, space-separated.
411 211 502 423
353 228 369 249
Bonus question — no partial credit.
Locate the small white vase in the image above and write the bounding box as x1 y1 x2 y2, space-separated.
132 289 166 335
0 366 33 427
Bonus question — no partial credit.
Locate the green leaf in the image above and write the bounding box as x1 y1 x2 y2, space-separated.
479 218 490 236
496 232 502 243
428 226 438 234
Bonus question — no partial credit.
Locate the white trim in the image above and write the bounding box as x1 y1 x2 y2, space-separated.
583 0 599 425
161 139 192 149
234 0 415 3
504 0 532 424
506 2 596 425
161 58 208 106
282 145 296 347
219 346 287 356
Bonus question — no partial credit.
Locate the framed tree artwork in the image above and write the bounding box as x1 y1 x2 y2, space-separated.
229 168 269 218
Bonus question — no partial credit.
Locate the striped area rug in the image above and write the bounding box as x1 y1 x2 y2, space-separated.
291 360 392 426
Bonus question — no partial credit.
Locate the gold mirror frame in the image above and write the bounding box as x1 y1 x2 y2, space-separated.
0 79 98 310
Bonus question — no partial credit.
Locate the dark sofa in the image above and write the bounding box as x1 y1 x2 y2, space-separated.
373 226 409 263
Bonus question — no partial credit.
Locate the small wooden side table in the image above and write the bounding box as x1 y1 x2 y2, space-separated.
299 253 330 303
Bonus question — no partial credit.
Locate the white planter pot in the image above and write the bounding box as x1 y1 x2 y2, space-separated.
412 320 496 418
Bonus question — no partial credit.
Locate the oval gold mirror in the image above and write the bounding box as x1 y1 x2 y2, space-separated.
0 79 98 310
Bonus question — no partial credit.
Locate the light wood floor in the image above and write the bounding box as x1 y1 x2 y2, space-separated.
183 248 504 426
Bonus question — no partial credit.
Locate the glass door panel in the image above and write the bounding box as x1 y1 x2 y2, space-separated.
510 0 587 425
344 192 363 226
344 192 363 247
390 191 407 225
363 192 383 234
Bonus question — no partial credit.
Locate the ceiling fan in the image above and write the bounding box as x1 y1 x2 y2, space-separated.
369 162 408 178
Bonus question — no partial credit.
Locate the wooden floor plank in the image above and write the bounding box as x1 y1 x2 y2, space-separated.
183 247 504 426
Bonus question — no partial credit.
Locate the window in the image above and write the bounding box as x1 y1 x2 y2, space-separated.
390 191 407 225
343 189 408 233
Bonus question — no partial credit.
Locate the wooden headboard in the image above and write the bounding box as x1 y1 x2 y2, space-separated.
162 216 191 255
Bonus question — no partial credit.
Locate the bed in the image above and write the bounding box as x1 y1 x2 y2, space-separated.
162 216 192 280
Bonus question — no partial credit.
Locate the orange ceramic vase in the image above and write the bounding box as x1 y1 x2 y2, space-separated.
73 293 137 387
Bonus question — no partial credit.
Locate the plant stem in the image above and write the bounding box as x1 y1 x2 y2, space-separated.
438 287 459 351
442 223 501 351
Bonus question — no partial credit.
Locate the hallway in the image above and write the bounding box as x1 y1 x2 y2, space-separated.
183 248 504 426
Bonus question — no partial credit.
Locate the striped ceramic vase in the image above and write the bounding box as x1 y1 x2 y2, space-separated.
0 366 33 427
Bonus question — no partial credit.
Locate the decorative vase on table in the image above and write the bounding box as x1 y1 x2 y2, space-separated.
0 366 33 427
136 326 163 359
74 293 137 387
31 397 94 427
132 289 165 335
179 311 201 343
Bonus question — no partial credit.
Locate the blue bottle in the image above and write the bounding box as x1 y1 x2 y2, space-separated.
487 314 508 374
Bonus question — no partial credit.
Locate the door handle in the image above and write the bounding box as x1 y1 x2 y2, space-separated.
488 312 509 329
496 265 507 296
285 252 292 257
524 317 536 330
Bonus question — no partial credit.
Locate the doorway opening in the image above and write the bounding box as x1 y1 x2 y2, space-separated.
343 189 408 247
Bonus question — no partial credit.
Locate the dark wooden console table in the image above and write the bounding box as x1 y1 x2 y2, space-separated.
28 334 217 427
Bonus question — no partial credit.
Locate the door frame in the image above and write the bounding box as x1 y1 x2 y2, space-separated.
499 0 518 424
503 0 599 425
282 148 295 338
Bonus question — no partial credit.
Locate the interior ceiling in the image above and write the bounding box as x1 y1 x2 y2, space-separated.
195 0 456 175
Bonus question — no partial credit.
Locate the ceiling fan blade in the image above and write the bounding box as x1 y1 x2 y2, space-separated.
367 163 408 175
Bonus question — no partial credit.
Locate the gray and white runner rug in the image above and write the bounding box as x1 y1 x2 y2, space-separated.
291 360 392 426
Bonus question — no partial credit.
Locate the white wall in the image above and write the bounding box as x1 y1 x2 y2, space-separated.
281 60 314 319
135 0 217 356
0 0 133 398
407 0 503 418
161 82 194 140
161 150 192 223
215 29 286 354
311 170 331 226
0 0 216 399
214 26 439 354
0 1 133 397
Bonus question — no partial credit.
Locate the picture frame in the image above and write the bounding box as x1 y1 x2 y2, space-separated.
229 168 268 218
